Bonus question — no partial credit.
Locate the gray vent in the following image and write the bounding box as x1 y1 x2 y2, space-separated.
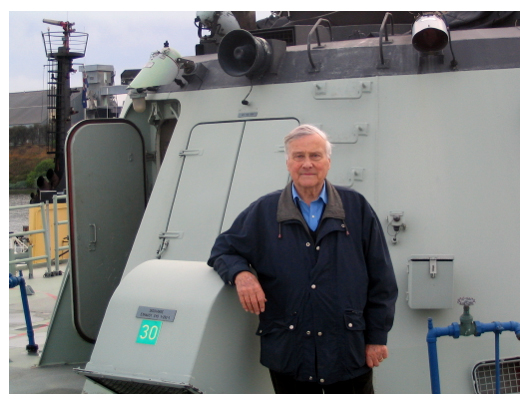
77 369 201 394
472 357 520 394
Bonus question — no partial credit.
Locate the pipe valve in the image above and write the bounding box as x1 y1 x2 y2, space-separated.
458 297 476 336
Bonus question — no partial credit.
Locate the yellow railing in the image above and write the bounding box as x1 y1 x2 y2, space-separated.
9 194 69 277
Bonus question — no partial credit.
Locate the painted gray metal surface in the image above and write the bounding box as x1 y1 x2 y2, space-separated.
159 28 520 93
39 263 94 366
54 25 519 393
66 120 146 342
160 119 297 262
81 260 273 393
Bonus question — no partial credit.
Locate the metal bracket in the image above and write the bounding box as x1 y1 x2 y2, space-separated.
352 167 365 182
387 211 406 244
156 231 184 259
352 123 369 143
361 81 373 93
179 149 204 157
159 231 184 239
313 80 372 100
345 167 365 188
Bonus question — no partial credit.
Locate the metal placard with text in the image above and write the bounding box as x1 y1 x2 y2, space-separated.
136 306 177 322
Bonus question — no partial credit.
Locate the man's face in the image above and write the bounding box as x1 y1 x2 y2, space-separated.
286 134 331 193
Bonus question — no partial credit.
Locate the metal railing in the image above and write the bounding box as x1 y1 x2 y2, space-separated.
9 194 69 277
52 194 69 274
41 30 88 58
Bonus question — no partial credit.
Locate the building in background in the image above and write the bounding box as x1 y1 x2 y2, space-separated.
79 65 128 119
9 90 82 146
9 64 131 146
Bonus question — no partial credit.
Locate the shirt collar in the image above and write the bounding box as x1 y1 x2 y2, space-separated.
292 181 328 204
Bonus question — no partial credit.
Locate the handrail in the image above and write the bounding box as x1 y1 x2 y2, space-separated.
53 194 69 274
9 195 69 277
9 202 52 276
378 12 394 68
307 18 332 72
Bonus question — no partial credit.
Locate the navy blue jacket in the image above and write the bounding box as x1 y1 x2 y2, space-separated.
208 181 398 385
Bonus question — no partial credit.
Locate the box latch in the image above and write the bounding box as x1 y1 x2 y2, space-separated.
430 257 437 278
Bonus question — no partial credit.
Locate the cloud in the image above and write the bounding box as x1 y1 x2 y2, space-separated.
10 11 201 92
10 10 274 92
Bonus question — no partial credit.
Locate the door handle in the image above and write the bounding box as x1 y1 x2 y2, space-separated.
88 223 97 251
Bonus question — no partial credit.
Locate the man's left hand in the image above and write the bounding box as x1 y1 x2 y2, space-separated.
365 344 388 368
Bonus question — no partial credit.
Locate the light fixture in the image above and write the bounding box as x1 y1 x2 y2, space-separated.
130 91 146 113
412 13 449 53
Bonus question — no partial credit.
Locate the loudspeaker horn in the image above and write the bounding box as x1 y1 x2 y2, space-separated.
218 30 273 78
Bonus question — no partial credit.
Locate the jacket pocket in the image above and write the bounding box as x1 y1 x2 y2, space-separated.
343 309 365 330
255 310 299 335
255 313 299 373
342 310 366 370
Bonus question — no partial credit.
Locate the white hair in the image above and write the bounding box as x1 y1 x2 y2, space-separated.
284 124 332 158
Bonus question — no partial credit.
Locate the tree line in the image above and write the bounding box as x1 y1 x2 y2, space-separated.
9 124 47 147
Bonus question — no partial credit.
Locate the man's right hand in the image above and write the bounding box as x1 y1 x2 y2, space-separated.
234 271 267 315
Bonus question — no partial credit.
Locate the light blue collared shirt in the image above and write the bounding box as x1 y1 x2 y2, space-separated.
292 182 328 231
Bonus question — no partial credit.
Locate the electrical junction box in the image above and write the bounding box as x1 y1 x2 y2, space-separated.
407 255 454 309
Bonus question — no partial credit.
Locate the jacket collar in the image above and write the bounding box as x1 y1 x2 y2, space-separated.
277 180 345 223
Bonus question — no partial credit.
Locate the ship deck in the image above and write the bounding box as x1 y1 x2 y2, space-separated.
9 262 86 394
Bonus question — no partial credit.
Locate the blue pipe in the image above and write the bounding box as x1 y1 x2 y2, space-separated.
426 318 460 394
474 320 520 394
9 271 39 353
495 331 500 394
426 318 520 394
474 320 520 338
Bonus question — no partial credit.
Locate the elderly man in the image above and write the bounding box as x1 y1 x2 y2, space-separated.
208 124 397 393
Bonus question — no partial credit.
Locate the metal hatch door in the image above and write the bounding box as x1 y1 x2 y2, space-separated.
66 119 146 343
221 118 298 229
162 122 244 262
161 119 298 262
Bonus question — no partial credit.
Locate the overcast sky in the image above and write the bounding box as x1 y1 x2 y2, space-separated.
9 10 271 93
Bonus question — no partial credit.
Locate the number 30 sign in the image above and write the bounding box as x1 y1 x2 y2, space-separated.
136 320 162 345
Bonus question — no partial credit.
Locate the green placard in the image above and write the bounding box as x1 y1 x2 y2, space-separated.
136 320 162 345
